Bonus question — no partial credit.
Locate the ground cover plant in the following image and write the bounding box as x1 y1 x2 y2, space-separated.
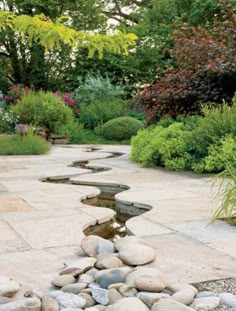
131 95 236 173
0 133 50 155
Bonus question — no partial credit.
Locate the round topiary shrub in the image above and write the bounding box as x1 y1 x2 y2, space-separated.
99 117 144 141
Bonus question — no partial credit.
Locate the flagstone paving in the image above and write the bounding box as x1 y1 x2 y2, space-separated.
0 145 236 294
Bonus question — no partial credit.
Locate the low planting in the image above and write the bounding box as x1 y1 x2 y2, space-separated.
0 134 50 155
98 116 144 141
131 96 236 173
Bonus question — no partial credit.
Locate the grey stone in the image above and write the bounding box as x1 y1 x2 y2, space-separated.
108 288 123 304
106 297 150 311
95 269 125 289
96 240 115 255
219 293 236 308
76 258 97 273
196 291 218 298
52 275 75 288
86 268 99 279
137 292 170 308
0 297 41 311
119 244 156 266
167 283 198 295
48 291 86 309
118 285 137 297
59 267 82 277
151 298 195 311
91 288 109 305
62 283 87 294
42 296 59 311
172 288 195 305
190 297 220 310
115 237 147 251
125 268 163 286
81 236 104 257
78 293 95 308
88 282 101 290
95 256 123 270
0 276 20 297
78 274 94 285
135 276 167 293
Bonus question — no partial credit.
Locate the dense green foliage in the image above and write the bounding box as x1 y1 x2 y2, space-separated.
13 91 75 134
99 117 144 141
0 110 19 133
0 134 50 155
131 95 236 173
79 98 129 129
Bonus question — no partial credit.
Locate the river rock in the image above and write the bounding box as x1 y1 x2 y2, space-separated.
119 244 156 265
0 297 11 305
11 285 33 300
108 288 123 304
172 288 195 305
0 276 20 297
78 274 94 284
96 240 115 255
118 285 137 297
219 293 236 308
96 269 125 289
0 297 41 311
167 283 198 295
42 296 59 311
78 293 96 308
52 275 75 288
59 267 82 277
137 292 170 308
115 237 147 251
95 256 123 270
62 283 87 294
196 291 218 298
106 297 150 311
76 258 97 273
135 276 167 292
81 236 105 257
91 288 109 305
151 298 196 311
125 267 163 286
81 288 92 294
108 283 124 290
48 291 86 309
190 297 220 310
93 305 106 311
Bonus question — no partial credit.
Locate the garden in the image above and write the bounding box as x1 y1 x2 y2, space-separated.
0 0 236 309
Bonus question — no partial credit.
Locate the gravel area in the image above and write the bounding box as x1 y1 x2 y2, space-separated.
195 278 236 310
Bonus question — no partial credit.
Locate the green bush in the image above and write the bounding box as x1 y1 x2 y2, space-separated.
74 74 126 106
13 91 75 134
191 99 236 158
0 134 50 155
131 122 193 170
79 98 129 129
192 135 236 173
99 117 144 141
0 110 19 133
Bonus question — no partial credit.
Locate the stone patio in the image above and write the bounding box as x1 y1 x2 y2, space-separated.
0 145 236 294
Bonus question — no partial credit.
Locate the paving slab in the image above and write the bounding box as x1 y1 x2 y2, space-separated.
0 196 32 212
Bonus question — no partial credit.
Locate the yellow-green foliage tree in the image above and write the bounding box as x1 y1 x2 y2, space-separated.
0 7 137 89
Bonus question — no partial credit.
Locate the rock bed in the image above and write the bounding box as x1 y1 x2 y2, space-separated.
0 235 236 311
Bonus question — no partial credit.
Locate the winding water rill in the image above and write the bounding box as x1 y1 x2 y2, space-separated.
43 149 152 241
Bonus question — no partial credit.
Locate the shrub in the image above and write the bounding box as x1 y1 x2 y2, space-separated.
73 74 126 107
192 135 236 173
191 98 236 158
54 91 79 116
13 91 75 134
131 122 193 170
0 133 50 155
0 110 19 133
79 98 129 129
100 117 144 141
5 84 31 106
135 0 236 123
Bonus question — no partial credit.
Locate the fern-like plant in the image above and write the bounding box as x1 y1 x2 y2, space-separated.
212 160 236 225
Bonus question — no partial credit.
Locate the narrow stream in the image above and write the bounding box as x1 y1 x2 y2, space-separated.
43 149 151 241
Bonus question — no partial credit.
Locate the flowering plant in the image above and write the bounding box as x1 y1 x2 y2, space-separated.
5 84 31 105
54 91 79 116
0 110 19 133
